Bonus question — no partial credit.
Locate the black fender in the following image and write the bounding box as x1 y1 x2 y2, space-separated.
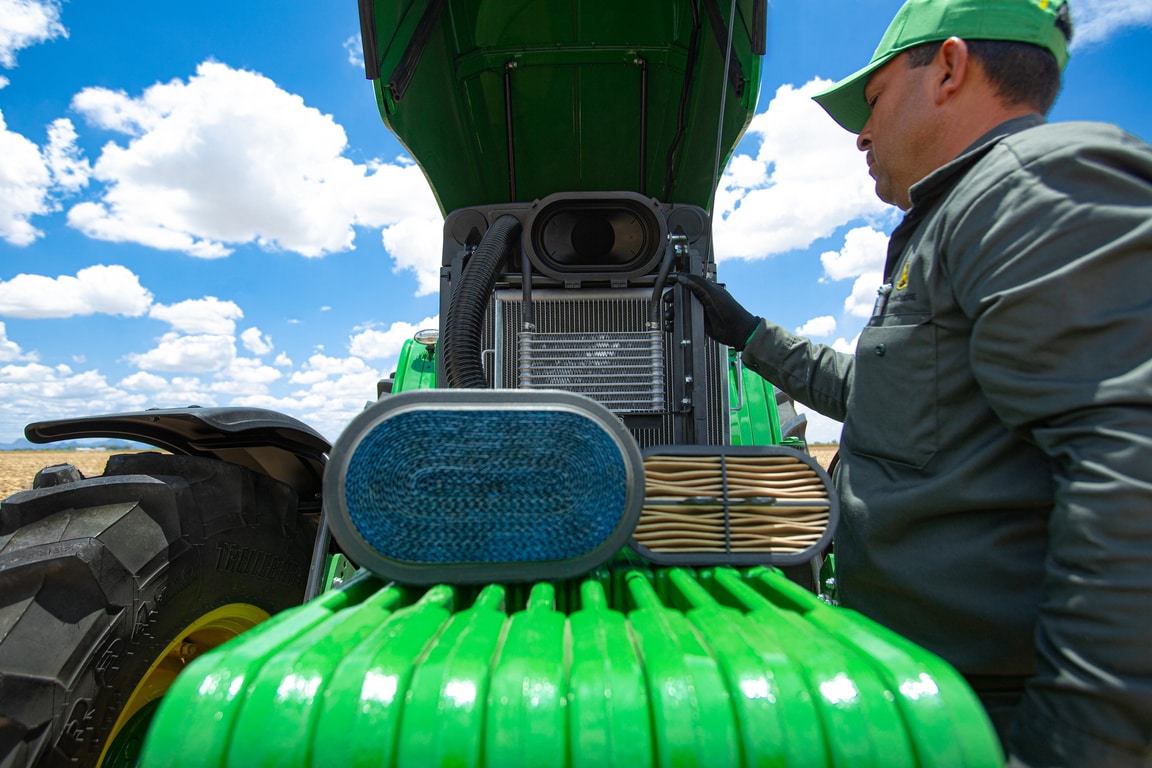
24 406 329 504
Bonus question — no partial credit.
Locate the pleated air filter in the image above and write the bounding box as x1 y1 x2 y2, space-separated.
324 390 644 584
631 445 838 567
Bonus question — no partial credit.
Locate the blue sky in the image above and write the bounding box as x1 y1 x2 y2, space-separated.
0 0 1149 445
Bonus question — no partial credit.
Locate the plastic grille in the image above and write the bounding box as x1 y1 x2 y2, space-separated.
343 409 628 564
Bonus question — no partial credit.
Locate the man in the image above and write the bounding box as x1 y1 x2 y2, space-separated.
682 0 1152 765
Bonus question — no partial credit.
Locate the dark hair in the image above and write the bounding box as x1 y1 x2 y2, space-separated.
905 38 1063 114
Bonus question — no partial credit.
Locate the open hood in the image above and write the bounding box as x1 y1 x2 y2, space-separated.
359 0 765 213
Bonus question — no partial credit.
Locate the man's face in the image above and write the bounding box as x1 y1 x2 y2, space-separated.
857 53 941 210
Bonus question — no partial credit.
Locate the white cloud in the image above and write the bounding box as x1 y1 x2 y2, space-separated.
244 352 384 439
240 327 274 356
844 273 885 318
126 332 236 373
136 376 214 408
289 352 373 385
713 79 892 262
43 118 90 191
819 226 888 282
725 153 767 188
66 61 442 272
0 264 153 318
0 0 66 69
815 226 888 318
796 315 836 338
381 216 446 295
0 321 33 362
0 108 53 245
149 296 243 335
119 371 168 392
0 361 148 438
344 35 364 69
0 112 88 246
210 357 282 395
831 334 860 355
1071 0 1152 47
348 315 438 360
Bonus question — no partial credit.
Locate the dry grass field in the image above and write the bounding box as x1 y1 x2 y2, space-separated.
0 445 840 500
0 451 125 498
807 444 838 472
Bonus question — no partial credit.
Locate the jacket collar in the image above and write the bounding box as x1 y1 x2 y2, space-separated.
883 114 1047 280
907 114 1047 211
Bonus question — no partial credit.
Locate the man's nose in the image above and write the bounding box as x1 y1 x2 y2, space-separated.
856 126 872 152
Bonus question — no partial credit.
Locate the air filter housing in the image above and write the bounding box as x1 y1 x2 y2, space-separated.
324 390 644 584
632 445 838 567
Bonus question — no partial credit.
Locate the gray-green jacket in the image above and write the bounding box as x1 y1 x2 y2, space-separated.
742 115 1152 766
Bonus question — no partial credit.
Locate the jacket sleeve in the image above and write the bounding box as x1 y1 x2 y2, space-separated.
946 127 1152 767
739 319 854 422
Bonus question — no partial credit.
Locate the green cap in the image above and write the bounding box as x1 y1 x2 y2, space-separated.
813 0 1072 133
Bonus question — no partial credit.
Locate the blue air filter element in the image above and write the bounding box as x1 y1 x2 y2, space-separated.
324 389 644 584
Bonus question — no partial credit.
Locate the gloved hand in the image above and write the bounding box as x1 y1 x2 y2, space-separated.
678 273 761 351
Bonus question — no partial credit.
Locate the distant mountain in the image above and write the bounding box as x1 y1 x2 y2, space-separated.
0 438 150 451
0 438 36 450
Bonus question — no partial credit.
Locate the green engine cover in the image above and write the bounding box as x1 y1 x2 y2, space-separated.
139 566 1003 766
359 0 765 213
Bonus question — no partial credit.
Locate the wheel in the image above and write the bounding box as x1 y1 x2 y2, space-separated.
0 453 315 767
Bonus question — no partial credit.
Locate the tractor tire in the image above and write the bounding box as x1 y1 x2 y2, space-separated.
0 452 315 768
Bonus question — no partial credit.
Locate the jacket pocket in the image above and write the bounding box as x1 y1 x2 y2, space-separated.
847 315 938 468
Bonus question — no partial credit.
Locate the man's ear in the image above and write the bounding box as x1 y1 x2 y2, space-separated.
935 36 970 105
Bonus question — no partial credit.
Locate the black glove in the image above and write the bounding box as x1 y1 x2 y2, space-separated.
678 273 761 351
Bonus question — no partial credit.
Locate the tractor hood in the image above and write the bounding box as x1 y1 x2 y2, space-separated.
358 0 765 213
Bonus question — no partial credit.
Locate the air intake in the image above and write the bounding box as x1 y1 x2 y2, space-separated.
631 445 838 567
324 390 644 584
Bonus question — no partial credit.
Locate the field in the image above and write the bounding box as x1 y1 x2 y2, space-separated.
0 445 839 500
0 451 124 497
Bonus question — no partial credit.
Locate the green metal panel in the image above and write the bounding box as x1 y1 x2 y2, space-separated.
363 0 764 213
728 349 783 446
139 567 1004 767
741 567 1005 766
566 579 654 767
134 579 381 764
391 338 438 391
223 586 407 765
483 583 567 766
395 583 507 766
312 585 456 766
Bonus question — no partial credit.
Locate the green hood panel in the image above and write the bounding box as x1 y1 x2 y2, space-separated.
139 566 1003 766
360 0 765 213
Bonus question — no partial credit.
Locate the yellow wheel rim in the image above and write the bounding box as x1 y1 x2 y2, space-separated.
98 603 270 766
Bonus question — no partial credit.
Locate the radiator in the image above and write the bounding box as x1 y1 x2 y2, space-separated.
482 288 727 447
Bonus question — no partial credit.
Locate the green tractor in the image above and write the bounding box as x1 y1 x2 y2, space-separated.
0 1 1002 765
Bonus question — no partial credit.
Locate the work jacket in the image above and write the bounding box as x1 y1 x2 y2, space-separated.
741 115 1152 767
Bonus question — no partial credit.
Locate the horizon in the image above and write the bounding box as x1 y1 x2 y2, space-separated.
1 0 1149 445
